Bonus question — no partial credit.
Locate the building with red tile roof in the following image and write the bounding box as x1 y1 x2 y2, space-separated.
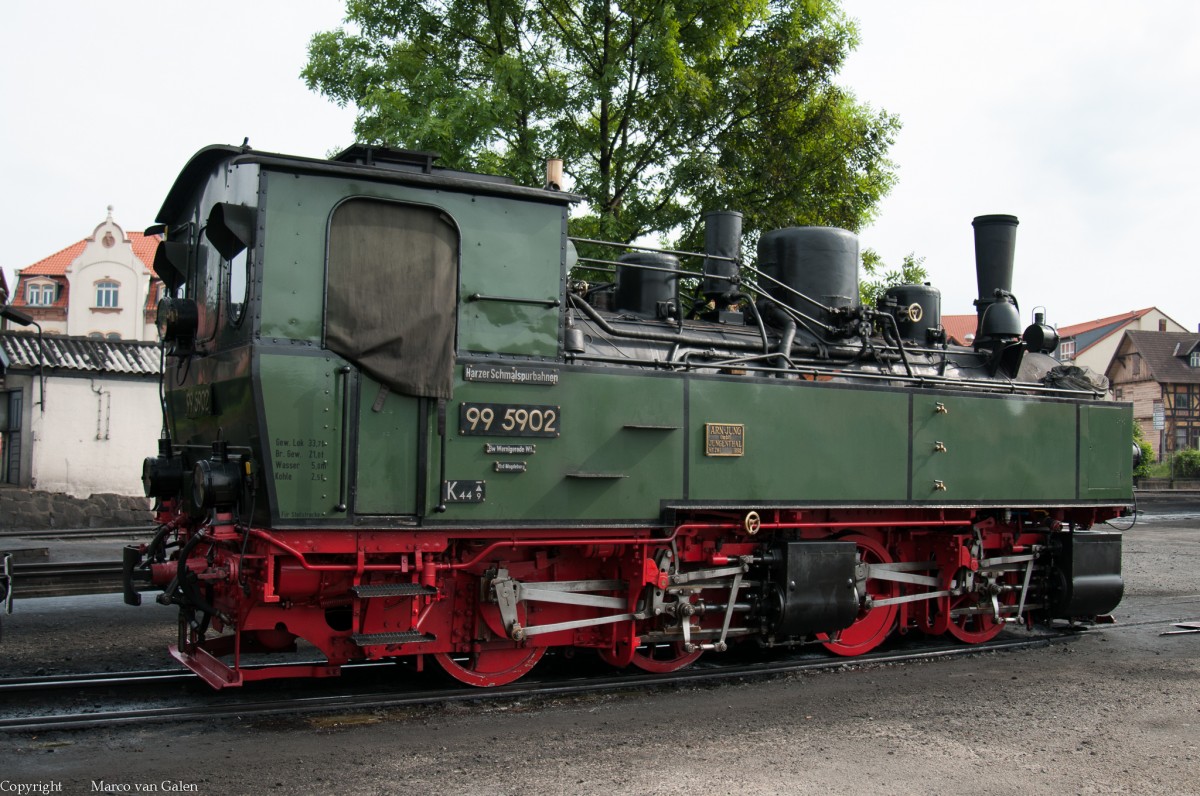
940 314 978 346
1055 307 1187 376
5 207 161 341
935 309 1191 384
1 208 164 495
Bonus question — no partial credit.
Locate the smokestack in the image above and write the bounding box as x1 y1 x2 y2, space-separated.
544 158 563 191
972 214 1019 333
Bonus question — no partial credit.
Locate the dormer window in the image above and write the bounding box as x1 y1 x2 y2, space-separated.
96 281 119 308
25 281 55 306
1191 351 1200 368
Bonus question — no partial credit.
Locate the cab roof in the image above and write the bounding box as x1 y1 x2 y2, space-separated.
155 143 579 226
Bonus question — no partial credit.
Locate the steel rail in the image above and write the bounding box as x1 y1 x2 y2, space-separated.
0 526 154 540
0 660 398 694
0 634 1064 733
0 668 196 692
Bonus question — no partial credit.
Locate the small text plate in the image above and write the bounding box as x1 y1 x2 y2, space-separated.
705 423 745 457
443 480 486 503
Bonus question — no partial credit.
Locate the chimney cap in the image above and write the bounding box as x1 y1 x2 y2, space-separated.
972 214 1019 227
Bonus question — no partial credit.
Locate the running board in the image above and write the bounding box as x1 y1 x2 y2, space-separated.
170 643 341 689
351 631 436 647
351 583 437 598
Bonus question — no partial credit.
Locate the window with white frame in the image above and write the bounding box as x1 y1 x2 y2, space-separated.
25 282 54 306
96 281 119 308
1058 338 1075 360
1191 351 1200 368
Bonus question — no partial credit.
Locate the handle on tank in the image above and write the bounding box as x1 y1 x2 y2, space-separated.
335 365 352 513
435 399 448 513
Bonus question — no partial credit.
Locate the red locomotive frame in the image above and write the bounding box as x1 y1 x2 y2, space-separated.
140 502 1121 688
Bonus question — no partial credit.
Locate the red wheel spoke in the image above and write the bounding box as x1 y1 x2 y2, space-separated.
821 533 898 657
600 641 702 673
945 590 1011 644
434 647 545 687
630 642 702 673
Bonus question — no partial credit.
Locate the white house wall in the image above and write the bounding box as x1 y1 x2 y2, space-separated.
65 216 151 340
30 374 160 498
1076 309 1188 375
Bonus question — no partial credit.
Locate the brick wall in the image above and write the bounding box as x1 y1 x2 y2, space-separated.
1117 379 1164 459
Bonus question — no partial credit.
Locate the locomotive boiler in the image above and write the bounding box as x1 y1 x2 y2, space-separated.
125 143 1130 688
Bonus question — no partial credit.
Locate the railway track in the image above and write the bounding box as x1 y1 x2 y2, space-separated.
0 634 1063 733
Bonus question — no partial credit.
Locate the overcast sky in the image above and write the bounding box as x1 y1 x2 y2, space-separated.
1 1 1195 333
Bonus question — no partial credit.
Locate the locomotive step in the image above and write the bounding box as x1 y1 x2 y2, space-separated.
351 631 435 646
351 583 438 598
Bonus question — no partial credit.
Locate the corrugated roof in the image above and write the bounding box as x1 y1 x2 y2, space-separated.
0 332 160 376
1123 330 1200 385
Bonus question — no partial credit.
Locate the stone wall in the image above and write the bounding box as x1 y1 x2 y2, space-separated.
0 486 152 530
1137 478 1200 491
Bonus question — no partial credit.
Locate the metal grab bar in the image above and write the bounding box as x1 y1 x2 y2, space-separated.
335 365 351 513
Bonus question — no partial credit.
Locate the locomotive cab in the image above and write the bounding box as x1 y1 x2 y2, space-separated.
142 143 574 526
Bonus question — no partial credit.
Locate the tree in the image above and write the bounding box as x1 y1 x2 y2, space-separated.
304 0 899 248
859 251 929 307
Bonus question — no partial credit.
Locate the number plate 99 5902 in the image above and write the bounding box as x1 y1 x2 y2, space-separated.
459 402 560 437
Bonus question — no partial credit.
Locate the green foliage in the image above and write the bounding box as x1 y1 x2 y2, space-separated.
1172 448 1200 478
1132 423 1154 478
1145 459 1172 478
303 0 899 246
859 250 929 307
1147 448 1200 479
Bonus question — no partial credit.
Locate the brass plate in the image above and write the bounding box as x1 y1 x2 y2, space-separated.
705 423 744 457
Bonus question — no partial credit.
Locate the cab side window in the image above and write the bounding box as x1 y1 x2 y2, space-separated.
324 199 458 399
